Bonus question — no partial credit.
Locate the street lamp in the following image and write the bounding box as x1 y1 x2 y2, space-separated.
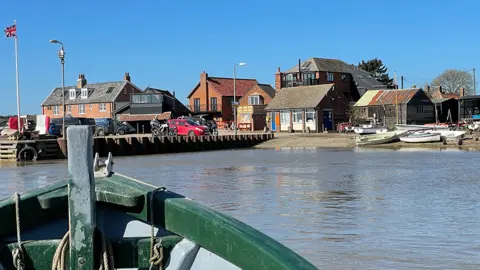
233 62 247 136
50 39 66 138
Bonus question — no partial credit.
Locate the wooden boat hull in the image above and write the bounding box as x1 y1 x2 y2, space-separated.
355 131 406 146
395 124 450 131
0 173 317 270
400 133 442 143
426 130 466 140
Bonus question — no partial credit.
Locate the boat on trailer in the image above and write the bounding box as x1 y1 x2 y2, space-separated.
0 126 317 270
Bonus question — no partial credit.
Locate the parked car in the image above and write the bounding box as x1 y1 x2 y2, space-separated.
168 118 208 136
94 118 136 136
51 117 96 136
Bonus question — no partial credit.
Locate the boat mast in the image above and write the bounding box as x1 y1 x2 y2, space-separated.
394 71 398 124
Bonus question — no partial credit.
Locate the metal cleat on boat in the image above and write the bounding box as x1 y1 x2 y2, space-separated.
93 152 114 178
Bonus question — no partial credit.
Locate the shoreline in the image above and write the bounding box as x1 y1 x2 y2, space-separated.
254 132 480 151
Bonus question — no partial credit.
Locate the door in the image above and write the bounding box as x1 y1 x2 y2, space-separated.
178 120 188 135
323 110 333 130
271 112 276 131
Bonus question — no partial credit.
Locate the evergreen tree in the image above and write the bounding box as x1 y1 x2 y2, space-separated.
358 58 394 88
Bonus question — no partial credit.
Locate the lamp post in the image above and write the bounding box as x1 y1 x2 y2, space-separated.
233 62 247 136
50 40 66 137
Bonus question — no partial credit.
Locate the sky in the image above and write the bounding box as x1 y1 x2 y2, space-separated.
0 0 479 115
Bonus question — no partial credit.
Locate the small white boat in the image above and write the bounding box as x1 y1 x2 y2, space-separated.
395 124 450 131
400 132 442 143
353 125 387 135
426 130 466 140
467 123 480 131
355 131 406 146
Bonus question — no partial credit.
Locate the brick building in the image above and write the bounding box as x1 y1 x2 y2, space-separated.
237 84 276 130
275 57 386 100
41 72 142 119
187 71 260 123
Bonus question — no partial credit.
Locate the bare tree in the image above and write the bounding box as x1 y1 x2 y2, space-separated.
431 69 475 95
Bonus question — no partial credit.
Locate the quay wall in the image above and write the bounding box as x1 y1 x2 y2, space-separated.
57 133 274 159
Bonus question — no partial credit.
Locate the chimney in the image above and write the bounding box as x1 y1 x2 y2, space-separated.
173 90 176 97
200 71 208 86
424 83 429 93
460 87 465 97
275 67 282 90
124 72 131 82
438 85 443 93
77 74 87 88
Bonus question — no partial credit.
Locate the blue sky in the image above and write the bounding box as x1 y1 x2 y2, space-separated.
0 0 479 115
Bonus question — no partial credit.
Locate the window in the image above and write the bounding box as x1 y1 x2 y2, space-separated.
416 105 424 114
194 98 200 112
327 72 334 82
99 103 106 112
78 104 85 114
303 73 316 80
306 109 316 122
210 97 217 111
248 95 261 105
292 110 303 123
106 87 115 93
53 106 59 115
81 88 88 99
69 89 76 100
341 74 348 81
47 106 52 110
151 94 162 103
280 110 290 124
66 105 71 114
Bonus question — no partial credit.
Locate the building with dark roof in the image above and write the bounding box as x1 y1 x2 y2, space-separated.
353 88 434 127
41 72 142 119
275 57 387 101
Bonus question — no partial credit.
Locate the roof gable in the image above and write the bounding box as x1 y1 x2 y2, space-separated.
238 84 276 103
41 81 128 106
354 88 425 106
265 84 334 111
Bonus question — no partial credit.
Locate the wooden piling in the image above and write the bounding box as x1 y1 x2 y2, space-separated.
67 126 96 269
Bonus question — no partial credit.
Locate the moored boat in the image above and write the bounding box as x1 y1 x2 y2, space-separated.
0 126 317 270
395 124 450 132
426 130 466 140
353 125 387 135
400 132 442 143
355 131 406 146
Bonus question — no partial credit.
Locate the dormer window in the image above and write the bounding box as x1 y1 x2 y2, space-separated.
69 89 76 100
81 88 88 99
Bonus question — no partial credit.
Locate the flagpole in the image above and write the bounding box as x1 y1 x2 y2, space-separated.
13 20 21 133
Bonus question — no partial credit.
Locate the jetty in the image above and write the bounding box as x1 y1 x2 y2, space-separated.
0 133 274 161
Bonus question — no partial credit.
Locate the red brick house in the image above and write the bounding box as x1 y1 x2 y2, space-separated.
187 71 261 123
41 72 142 119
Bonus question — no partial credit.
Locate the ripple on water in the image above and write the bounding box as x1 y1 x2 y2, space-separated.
0 149 479 268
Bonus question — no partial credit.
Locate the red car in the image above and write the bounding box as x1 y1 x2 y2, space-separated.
168 118 208 136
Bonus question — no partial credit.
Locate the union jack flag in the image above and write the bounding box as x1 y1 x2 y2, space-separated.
4 24 16 38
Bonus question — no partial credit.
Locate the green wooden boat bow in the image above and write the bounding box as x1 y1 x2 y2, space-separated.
0 126 318 270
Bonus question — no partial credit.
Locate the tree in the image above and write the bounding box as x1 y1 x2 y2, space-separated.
358 58 394 88
431 69 475 96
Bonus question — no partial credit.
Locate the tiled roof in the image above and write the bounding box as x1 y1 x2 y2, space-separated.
265 84 334 111
118 111 172 122
258 84 276 98
431 91 459 99
354 88 423 106
283 57 386 96
42 81 127 106
207 77 258 97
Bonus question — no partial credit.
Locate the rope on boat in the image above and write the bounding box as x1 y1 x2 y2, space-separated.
51 228 115 270
149 187 167 270
12 192 25 270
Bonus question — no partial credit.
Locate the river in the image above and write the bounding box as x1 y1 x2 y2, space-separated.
0 147 479 269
